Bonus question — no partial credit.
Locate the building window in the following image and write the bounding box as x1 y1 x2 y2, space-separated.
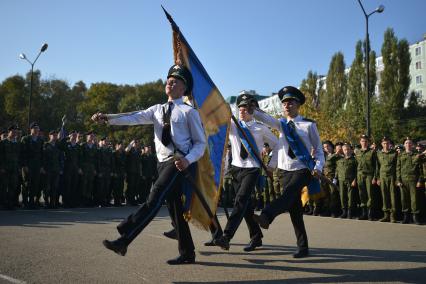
416 75 423 84
416 61 422 69
415 46 421 56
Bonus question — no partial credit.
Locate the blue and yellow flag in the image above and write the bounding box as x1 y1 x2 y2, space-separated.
162 7 231 230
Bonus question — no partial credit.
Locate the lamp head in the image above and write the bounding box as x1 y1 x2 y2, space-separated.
19 53 26 60
41 43 48 52
376 5 385 13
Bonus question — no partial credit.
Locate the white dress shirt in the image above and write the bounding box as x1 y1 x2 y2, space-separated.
253 110 324 172
106 97 206 165
229 119 278 169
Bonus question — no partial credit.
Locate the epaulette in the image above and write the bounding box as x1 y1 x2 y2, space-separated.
302 117 316 123
183 102 194 108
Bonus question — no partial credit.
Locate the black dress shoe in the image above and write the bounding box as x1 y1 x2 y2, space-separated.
102 239 127 256
204 238 216 246
214 236 230 250
243 239 262 252
253 214 269 229
163 228 177 240
167 254 195 265
293 249 309 258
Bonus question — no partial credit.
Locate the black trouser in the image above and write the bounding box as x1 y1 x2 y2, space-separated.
117 160 194 257
23 165 42 206
96 172 111 205
63 166 80 207
262 168 312 251
223 166 262 242
168 207 223 240
45 171 60 208
112 175 125 204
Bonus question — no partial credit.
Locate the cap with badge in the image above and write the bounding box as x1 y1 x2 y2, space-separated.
30 122 40 129
360 134 369 140
342 142 352 148
236 91 255 107
167 64 193 94
278 86 305 105
8 125 18 132
322 140 334 148
381 136 391 142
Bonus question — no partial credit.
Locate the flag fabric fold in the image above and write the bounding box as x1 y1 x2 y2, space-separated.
162 6 231 230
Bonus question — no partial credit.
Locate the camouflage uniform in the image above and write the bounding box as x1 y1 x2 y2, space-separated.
80 143 98 206
376 149 398 222
21 135 44 208
96 146 114 206
397 151 423 223
112 148 126 206
335 155 357 218
355 148 378 220
0 139 21 209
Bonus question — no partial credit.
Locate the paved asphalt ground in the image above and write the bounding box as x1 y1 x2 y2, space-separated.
0 206 425 284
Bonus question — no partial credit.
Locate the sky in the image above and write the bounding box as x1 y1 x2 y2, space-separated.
1 0 426 98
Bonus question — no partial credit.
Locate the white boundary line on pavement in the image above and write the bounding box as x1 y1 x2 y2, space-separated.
0 273 27 284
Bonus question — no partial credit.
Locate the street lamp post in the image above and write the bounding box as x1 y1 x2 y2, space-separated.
357 0 384 137
19 43 48 127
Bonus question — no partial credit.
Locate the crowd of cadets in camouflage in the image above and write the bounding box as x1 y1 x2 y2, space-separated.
219 134 425 225
1 123 425 225
0 123 158 210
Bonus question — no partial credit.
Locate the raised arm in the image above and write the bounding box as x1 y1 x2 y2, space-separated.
253 109 281 130
92 105 158 126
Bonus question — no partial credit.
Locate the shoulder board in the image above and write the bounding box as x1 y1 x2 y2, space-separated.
183 102 194 108
302 117 316 123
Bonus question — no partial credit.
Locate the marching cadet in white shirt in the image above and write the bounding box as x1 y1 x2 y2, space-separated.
92 64 206 265
215 92 278 252
252 86 324 258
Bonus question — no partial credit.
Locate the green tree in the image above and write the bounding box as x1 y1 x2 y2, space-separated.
345 41 365 141
0 75 27 128
322 52 347 116
378 28 411 141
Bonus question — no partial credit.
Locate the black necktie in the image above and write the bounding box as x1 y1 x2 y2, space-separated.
240 142 248 160
287 120 296 159
161 102 173 146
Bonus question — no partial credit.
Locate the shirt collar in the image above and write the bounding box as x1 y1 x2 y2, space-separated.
167 97 184 105
287 115 302 123
241 119 255 126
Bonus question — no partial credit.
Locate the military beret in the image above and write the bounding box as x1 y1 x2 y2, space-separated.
69 130 77 134
100 136 107 141
8 125 17 131
264 142 270 147
86 130 95 136
167 64 193 94
49 129 58 135
381 136 391 142
30 122 40 129
278 86 305 105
